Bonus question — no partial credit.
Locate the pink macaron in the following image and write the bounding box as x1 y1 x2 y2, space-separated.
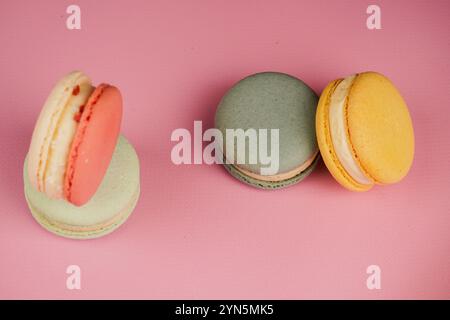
27 71 122 206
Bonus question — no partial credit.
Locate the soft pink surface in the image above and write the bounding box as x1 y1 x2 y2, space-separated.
0 0 449 299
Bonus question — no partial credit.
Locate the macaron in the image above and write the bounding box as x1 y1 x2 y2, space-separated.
27 71 122 206
215 72 319 189
316 71 414 191
24 135 140 239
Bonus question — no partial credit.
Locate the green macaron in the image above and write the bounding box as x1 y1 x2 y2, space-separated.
215 72 319 189
24 135 140 239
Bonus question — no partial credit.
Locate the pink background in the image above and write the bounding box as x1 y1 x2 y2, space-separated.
0 0 449 299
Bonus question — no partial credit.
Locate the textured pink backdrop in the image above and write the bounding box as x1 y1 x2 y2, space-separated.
0 0 449 299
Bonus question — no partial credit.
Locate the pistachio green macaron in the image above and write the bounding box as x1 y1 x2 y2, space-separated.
215 72 319 189
24 135 140 239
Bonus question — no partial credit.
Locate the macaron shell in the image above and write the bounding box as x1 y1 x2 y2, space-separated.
27 71 92 197
316 79 373 191
64 84 122 206
347 72 414 184
26 188 139 239
24 135 140 239
223 154 319 189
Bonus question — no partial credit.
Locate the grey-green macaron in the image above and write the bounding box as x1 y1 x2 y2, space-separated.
215 72 319 189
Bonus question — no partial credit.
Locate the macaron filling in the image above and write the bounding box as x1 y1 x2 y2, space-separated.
233 150 319 182
328 75 372 185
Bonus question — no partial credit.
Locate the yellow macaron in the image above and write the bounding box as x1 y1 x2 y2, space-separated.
316 71 415 191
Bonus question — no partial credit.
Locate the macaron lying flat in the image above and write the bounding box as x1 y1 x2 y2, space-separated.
27 71 122 206
24 135 140 239
215 72 319 189
316 71 414 191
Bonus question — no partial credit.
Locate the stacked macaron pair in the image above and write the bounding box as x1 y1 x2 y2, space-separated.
24 71 140 239
215 71 414 191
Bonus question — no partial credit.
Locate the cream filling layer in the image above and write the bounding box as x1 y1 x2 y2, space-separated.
328 75 371 185
234 150 319 182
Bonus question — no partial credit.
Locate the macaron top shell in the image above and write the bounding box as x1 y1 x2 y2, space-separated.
347 72 414 184
215 72 318 176
64 84 123 206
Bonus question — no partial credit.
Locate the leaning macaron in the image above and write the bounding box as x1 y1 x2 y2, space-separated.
24 71 140 239
215 72 319 189
316 71 415 191
27 71 122 206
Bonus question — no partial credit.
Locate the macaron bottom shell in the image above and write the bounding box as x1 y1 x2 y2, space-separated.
222 154 320 190
23 135 140 239
25 187 139 239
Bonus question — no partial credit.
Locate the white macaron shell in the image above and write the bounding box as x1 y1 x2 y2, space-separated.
27 71 93 199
